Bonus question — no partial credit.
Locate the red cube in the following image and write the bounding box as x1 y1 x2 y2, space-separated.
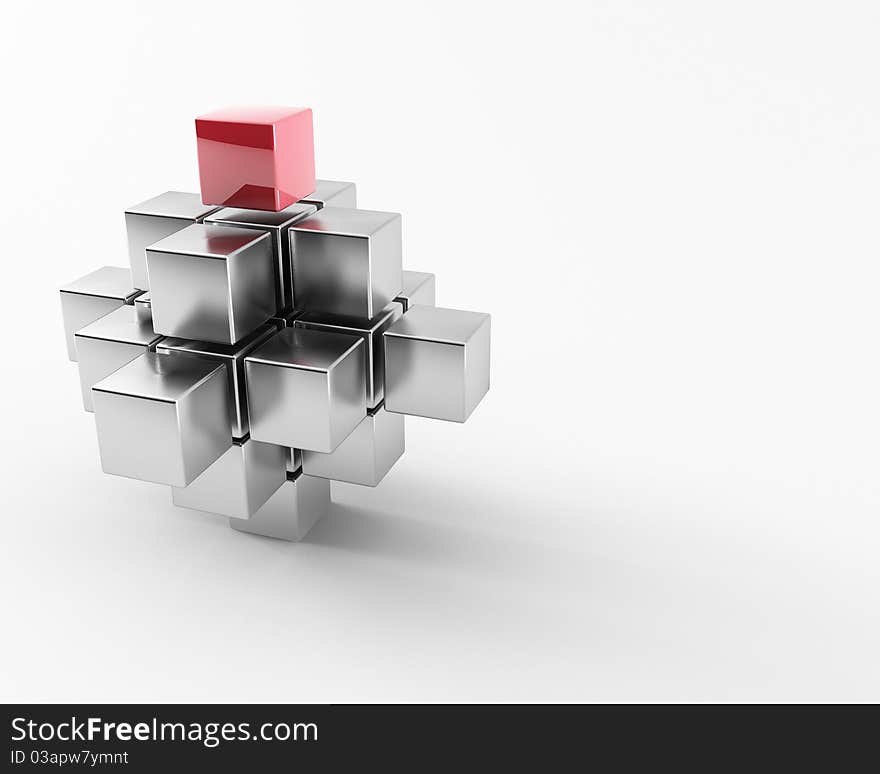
195 107 315 212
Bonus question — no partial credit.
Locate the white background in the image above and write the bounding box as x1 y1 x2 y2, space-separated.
1 0 879 702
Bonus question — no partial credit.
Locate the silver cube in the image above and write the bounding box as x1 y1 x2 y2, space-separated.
294 302 402 409
245 327 366 453
146 224 275 345
60 266 141 361
303 406 404 487
395 270 436 312
300 179 357 210
171 437 286 519
204 202 316 312
384 305 491 422
156 324 277 439
290 207 402 318
230 471 330 542
75 306 163 411
92 351 231 487
125 191 219 290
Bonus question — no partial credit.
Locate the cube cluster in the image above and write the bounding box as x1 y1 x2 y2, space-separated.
60 107 491 541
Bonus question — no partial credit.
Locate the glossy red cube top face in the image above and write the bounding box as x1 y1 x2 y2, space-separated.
195 107 316 212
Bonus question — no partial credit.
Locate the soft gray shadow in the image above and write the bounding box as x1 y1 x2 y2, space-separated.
303 498 594 586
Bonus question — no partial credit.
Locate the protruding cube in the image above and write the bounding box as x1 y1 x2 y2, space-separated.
156 324 277 439
229 470 330 542
303 406 404 487
133 293 152 326
171 437 286 519
60 266 141 361
245 327 366 452
125 191 219 290
300 179 357 210
290 207 402 318
395 270 436 311
146 224 275 345
384 306 491 422
205 202 316 311
92 352 231 487
195 107 315 212
295 302 402 409
75 306 163 411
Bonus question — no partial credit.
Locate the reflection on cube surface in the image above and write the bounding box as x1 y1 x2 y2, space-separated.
303 405 404 487
384 305 491 422
171 437 286 519
290 207 402 319
92 352 231 487
60 266 142 361
156 324 277 439
124 191 219 290
244 327 366 453
147 224 275 345
75 305 163 411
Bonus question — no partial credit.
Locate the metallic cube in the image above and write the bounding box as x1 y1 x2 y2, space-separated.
300 179 357 209
229 470 330 541
171 437 286 519
124 191 219 290
156 324 277 439
290 207 402 318
60 266 141 361
146 224 275 345
295 302 402 409
245 327 366 452
384 305 491 422
75 306 163 411
395 270 436 311
133 293 152 326
303 405 404 487
204 202 317 311
92 351 231 487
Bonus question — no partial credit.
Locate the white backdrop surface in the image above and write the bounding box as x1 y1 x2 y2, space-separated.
1 0 879 701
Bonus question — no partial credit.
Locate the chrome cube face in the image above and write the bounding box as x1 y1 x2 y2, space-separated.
205 202 317 311
395 270 436 312
156 324 277 439
303 406 404 487
75 305 163 411
92 352 231 487
147 224 275 345
229 471 330 542
294 302 402 409
171 437 286 519
244 327 366 453
290 207 402 319
384 306 491 422
62 112 492 542
124 191 219 290
60 266 141 361
299 179 357 210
